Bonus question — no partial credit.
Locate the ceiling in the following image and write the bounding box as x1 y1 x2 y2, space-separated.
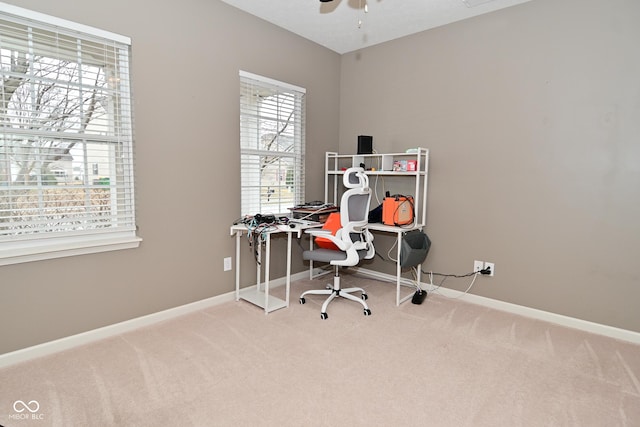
218 0 535 54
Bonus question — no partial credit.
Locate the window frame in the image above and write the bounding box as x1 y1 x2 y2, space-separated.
239 70 306 217
0 3 140 266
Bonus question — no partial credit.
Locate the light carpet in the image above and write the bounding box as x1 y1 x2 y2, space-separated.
1 273 640 426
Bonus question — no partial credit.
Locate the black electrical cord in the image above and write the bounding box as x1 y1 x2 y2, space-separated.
424 270 477 278
426 272 470 294
240 215 279 266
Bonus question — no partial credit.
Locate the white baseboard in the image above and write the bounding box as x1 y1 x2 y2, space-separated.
2 269 637 369
355 267 640 345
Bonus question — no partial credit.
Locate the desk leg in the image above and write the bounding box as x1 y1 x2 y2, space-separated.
264 233 271 314
417 250 422 292
235 231 241 301
308 237 314 279
396 230 402 306
285 232 292 307
256 240 262 293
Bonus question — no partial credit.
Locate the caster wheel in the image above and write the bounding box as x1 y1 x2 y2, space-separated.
299 297 306 304
320 312 328 320
361 293 368 301
364 309 371 316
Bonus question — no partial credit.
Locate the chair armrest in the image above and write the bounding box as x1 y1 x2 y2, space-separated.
307 229 351 251
331 245 361 266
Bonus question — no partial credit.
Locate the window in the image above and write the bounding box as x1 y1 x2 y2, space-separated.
239 71 305 216
0 3 140 265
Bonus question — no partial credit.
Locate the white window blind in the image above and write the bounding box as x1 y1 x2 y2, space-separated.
0 3 140 265
239 71 306 216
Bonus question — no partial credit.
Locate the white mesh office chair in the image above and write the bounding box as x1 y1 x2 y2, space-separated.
299 167 375 319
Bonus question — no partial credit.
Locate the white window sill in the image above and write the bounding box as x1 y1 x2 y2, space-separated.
0 232 142 266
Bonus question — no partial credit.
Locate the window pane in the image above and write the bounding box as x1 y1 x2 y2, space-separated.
240 153 297 215
239 71 305 217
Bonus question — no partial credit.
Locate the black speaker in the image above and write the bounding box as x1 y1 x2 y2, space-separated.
357 135 373 154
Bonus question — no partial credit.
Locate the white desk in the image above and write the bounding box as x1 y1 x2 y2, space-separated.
230 222 317 314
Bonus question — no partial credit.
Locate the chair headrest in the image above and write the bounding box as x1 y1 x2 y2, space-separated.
343 167 368 189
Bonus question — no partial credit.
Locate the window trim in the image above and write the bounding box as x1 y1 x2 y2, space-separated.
0 3 140 266
239 70 306 96
0 232 142 266
0 3 131 45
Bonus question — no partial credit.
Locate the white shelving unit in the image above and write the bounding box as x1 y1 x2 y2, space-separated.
323 149 429 305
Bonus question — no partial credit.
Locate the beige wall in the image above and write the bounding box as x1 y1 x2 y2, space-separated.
0 0 340 354
1 0 639 355
339 0 640 331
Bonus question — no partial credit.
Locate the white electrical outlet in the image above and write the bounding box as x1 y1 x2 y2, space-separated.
484 261 495 277
474 260 484 273
223 257 232 271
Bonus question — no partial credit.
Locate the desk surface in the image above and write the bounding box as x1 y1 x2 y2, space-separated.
230 219 321 236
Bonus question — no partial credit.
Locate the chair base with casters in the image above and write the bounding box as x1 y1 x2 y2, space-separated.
299 266 371 320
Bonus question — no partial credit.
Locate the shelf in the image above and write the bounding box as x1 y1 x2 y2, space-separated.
238 286 288 313
325 149 429 231
368 223 423 233
327 170 426 176
327 151 427 173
